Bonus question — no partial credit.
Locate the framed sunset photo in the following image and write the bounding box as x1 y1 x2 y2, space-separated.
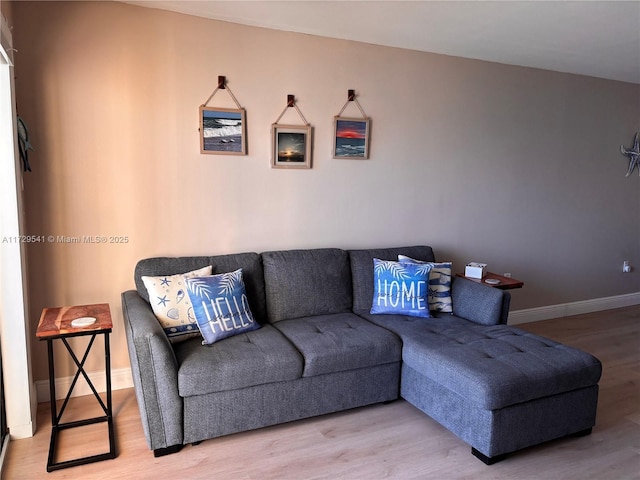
271 124 312 169
333 116 370 159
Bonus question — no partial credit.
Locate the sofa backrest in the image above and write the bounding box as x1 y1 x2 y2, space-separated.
134 252 267 323
349 246 436 313
133 246 436 324
262 248 353 323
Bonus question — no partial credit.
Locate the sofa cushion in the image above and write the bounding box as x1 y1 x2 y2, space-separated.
398 256 453 314
370 258 432 317
134 253 267 323
273 313 402 377
175 324 303 397
185 269 261 345
358 311 453 339
141 265 212 343
349 246 435 313
262 249 352 323
367 315 602 410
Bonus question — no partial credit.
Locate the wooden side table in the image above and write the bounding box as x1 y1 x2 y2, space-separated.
456 272 524 290
36 303 116 472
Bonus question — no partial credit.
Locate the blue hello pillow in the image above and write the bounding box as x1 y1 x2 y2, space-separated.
370 258 432 317
185 269 260 345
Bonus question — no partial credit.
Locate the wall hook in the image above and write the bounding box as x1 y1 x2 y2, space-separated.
336 89 368 119
201 75 242 108
274 94 309 125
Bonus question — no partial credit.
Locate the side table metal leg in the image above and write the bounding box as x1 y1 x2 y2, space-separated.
46 339 57 472
45 331 117 471
46 339 56 424
105 332 116 457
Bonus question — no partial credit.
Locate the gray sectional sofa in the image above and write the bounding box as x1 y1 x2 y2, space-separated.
122 246 602 464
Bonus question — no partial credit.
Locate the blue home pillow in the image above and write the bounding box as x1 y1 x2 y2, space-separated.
185 269 260 345
370 258 432 317
398 255 453 313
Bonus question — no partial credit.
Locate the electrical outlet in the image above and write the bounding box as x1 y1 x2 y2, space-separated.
623 261 631 273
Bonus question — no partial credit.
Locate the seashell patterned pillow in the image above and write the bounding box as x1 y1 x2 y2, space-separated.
142 265 212 343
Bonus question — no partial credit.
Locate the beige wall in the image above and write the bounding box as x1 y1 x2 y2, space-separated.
10 1 640 381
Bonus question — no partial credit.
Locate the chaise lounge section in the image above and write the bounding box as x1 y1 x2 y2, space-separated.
122 245 602 463
348 247 602 464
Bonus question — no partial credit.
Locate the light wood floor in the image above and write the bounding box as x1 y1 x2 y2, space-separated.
3 306 639 479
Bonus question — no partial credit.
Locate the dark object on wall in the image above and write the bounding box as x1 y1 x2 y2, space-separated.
620 132 639 177
17 116 33 172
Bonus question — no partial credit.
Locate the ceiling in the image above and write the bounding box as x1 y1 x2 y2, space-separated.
122 1 640 84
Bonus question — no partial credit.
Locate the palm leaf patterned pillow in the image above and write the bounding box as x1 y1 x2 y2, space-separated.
370 258 432 318
185 268 260 345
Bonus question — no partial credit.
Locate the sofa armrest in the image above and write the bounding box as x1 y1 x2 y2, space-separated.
451 277 511 325
121 290 183 450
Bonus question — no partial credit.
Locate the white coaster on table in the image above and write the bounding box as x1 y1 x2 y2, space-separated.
71 316 96 327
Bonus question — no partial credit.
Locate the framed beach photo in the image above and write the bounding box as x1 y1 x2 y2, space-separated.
333 116 370 159
200 106 246 155
271 124 312 169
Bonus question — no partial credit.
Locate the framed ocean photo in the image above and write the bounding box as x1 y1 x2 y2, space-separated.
333 116 370 159
200 106 246 155
271 124 312 169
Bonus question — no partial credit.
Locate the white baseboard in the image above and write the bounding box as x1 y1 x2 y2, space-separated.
34 292 640 402
36 367 133 403
6 421 34 440
508 292 640 325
